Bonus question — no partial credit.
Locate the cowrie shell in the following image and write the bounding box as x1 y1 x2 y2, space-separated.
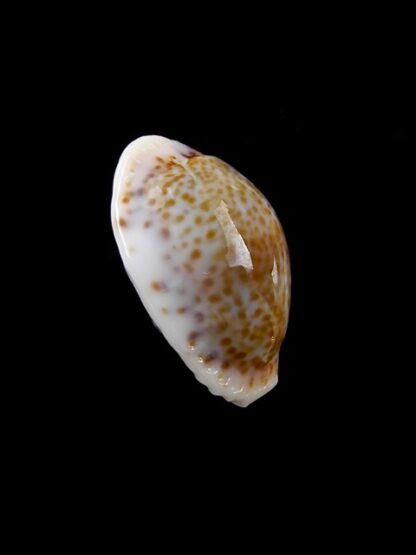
112 136 290 406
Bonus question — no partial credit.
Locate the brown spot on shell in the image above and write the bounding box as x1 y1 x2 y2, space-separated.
203 353 217 365
161 228 170 239
199 200 210 211
119 218 127 227
182 193 196 204
190 249 201 260
151 281 167 292
183 151 199 158
221 337 232 346
194 312 204 323
188 331 199 347
203 278 214 288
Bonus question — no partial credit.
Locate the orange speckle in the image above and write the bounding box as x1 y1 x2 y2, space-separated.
254 308 263 317
241 327 250 338
199 200 210 211
151 281 166 292
188 331 199 347
221 337 232 346
221 361 230 370
166 198 176 207
214 247 227 262
208 294 221 304
203 278 214 288
234 295 242 307
223 286 232 296
203 353 216 364
194 295 201 303
194 237 202 245
175 214 185 223
190 249 201 260
253 357 263 368
183 262 194 273
144 220 152 229
119 217 126 227
148 198 156 206
121 195 130 204
161 228 170 239
177 307 187 314
239 272 249 283
182 193 195 204
162 211 170 220
206 229 216 240
195 216 203 225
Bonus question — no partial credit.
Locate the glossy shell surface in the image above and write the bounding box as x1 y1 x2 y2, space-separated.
112 136 290 406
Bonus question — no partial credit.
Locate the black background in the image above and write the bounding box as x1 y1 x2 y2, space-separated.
12 12 413 545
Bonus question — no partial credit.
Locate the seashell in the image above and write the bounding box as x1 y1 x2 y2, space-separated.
111 136 290 407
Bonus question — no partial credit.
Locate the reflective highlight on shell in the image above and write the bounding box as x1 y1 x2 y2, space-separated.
111 136 290 407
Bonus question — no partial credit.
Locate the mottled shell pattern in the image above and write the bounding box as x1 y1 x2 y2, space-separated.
112 136 290 406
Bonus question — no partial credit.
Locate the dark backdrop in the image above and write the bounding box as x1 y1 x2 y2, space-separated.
18 16 412 546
